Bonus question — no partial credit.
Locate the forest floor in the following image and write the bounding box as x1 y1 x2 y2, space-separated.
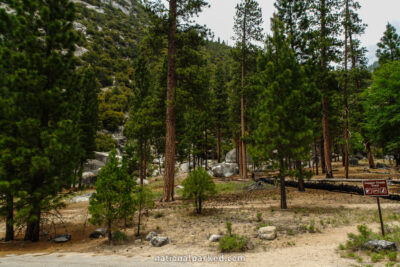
1 160 400 267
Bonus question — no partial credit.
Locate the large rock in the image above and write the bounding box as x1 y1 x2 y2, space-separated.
225 149 237 163
225 149 252 164
211 163 239 178
179 163 189 173
89 228 107 239
52 233 71 243
136 178 149 185
209 234 222 242
150 236 169 247
364 240 396 251
94 151 109 163
145 231 158 241
84 159 105 172
258 226 277 240
70 192 94 203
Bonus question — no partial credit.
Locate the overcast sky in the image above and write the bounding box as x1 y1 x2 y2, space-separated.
194 0 400 64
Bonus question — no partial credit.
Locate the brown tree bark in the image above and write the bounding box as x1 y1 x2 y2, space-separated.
320 137 326 174
5 195 14 241
296 161 305 192
322 98 333 178
163 0 177 202
344 0 350 179
279 158 287 209
24 209 40 242
217 127 221 163
365 142 376 169
314 140 319 175
240 5 247 179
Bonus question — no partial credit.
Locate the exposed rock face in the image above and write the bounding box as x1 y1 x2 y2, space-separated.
364 240 396 251
150 236 169 247
179 163 189 173
211 163 239 178
258 226 277 240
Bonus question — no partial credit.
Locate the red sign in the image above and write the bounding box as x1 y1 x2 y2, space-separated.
363 180 389 196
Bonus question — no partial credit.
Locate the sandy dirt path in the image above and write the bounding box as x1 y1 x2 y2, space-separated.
0 225 362 267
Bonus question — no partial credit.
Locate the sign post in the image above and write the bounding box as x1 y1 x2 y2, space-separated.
362 180 389 236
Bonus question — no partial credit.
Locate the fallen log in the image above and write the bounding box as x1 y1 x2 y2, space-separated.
257 177 400 201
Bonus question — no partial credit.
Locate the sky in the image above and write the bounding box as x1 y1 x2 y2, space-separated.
194 0 400 64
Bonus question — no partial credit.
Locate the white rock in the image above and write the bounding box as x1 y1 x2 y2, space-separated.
136 178 149 185
211 163 239 178
145 231 157 241
258 226 277 240
209 234 222 242
150 236 169 247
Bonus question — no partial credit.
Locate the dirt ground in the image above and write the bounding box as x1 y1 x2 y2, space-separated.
1 161 400 266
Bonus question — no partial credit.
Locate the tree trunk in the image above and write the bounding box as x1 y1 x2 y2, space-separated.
108 219 112 241
163 0 177 202
344 0 350 179
365 142 376 169
314 140 319 175
140 141 144 185
137 203 142 236
144 140 147 181
198 196 202 214
205 127 208 170
5 194 14 241
320 138 326 174
240 6 247 180
238 139 242 178
322 97 333 178
24 209 40 242
279 158 287 209
78 161 84 189
217 127 221 163
296 161 305 192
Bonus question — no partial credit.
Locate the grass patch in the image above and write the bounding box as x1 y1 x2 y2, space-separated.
215 181 250 194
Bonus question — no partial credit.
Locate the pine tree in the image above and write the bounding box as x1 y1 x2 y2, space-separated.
89 151 136 241
0 0 82 241
146 0 208 201
363 61 400 166
253 16 313 209
75 66 99 188
233 0 263 179
341 0 367 177
308 0 342 178
376 23 400 64
212 63 229 163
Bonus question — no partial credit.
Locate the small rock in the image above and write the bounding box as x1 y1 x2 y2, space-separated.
89 228 107 239
52 233 71 243
258 226 277 240
176 185 184 189
145 231 158 241
135 239 142 244
150 236 169 247
209 234 222 242
364 240 396 251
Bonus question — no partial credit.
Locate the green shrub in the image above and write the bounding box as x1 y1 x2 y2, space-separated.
218 234 248 252
345 225 373 250
95 133 116 151
256 212 262 222
388 251 397 261
371 252 384 262
182 167 217 214
112 231 127 242
226 222 232 236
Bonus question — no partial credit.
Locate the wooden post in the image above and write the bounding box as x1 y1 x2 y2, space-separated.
377 197 385 236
